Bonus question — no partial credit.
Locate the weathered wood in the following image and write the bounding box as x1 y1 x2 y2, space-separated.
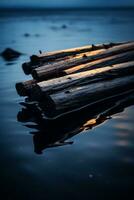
65 50 134 74
30 42 123 63
18 88 134 122
30 61 134 100
16 58 134 99
32 42 134 81
38 75 134 117
22 42 124 74
17 50 134 97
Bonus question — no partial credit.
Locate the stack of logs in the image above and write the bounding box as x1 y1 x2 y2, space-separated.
16 41 134 119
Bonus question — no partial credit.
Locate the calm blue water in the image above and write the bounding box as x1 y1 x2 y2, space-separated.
0 9 134 200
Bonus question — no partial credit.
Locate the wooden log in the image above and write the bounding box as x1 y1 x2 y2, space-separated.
32 42 134 81
17 50 134 97
65 50 134 74
33 50 134 81
30 61 134 99
15 79 36 96
22 42 124 74
18 88 134 122
38 75 134 117
30 42 123 63
17 58 134 97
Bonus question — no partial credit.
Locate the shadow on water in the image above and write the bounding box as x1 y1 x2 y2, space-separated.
17 89 134 154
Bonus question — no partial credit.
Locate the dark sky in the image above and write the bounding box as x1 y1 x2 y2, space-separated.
0 0 134 8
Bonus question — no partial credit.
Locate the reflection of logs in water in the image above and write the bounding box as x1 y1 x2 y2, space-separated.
17 90 134 154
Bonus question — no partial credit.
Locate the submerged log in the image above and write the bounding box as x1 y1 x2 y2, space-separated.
18 89 134 153
30 61 134 99
32 42 134 81
22 42 123 74
38 75 134 117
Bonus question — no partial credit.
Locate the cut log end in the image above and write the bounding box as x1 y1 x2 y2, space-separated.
15 82 28 96
22 62 32 75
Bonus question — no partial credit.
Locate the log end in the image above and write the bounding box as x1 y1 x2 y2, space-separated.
22 62 32 75
15 82 28 96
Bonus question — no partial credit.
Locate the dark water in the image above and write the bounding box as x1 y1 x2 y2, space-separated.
0 9 134 200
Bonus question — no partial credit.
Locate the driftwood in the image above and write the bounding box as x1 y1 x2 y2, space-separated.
22 42 123 74
37 75 134 117
16 50 134 97
32 42 134 81
30 61 134 99
16 41 134 120
16 49 134 97
16 59 134 98
15 40 134 153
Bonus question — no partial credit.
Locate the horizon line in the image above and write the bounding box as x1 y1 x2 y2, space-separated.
0 6 134 10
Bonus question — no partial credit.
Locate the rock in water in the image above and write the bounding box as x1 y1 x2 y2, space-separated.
24 33 30 37
1 48 22 61
61 24 67 29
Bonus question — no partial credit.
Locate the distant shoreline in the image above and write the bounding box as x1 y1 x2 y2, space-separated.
0 6 134 12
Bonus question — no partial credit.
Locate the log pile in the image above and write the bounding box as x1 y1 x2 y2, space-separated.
16 41 134 120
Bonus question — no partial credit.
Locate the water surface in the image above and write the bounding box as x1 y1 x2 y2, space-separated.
0 9 134 200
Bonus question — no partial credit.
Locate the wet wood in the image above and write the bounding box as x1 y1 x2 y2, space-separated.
22 42 123 74
17 50 134 97
65 50 134 74
16 41 134 120
32 42 134 81
38 75 134 117
30 42 122 63
30 61 134 100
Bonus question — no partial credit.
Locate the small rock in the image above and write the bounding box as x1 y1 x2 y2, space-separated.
24 33 30 37
1 48 22 61
61 24 67 29
35 34 40 37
